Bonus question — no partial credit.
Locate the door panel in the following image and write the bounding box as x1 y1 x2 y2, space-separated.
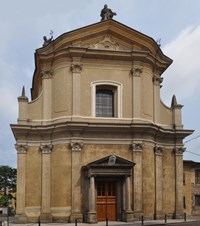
96 181 117 221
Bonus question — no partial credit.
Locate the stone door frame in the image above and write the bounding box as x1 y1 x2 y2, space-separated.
83 155 135 223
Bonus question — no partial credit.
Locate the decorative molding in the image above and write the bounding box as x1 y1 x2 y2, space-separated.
132 143 144 152
130 67 143 77
71 64 82 73
70 142 83 152
153 75 163 87
108 155 116 165
154 146 163 156
15 144 28 154
174 147 186 156
89 35 119 50
91 80 122 118
41 69 53 79
40 144 52 154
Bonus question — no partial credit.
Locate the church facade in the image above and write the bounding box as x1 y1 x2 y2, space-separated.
11 18 193 223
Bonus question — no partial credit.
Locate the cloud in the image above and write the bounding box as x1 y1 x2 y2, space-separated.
161 25 200 105
0 61 18 121
161 25 200 161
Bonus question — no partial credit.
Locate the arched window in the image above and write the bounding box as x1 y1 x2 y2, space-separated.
96 89 114 117
91 81 122 118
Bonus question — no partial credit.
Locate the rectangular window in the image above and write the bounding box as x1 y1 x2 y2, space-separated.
183 196 186 209
195 195 200 206
195 170 200 184
183 173 185 185
91 81 122 118
96 90 114 117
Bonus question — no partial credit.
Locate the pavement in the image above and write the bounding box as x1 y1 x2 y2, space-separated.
1 218 200 226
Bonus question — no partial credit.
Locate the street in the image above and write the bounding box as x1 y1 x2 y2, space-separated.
153 223 200 226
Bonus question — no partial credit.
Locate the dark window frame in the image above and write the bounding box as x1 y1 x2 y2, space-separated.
96 89 114 117
183 196 186 209
195 170 200 184
195 195 200 206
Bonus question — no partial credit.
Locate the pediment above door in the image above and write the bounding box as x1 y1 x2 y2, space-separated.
83 155 135 177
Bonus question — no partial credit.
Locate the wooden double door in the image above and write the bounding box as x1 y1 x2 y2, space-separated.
96 180 117 221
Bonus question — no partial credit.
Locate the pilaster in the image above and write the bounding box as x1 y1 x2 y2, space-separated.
131 67 143 119
71 59 82 116
40 144 52 222
152 75 163 124
70 142 83 222
132 142 143 217
15 144 28 223
41 69 53 120
154 145 164 219
174 147 185 218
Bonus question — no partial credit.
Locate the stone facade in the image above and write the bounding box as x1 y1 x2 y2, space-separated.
183 160 200 217
11 19 193 223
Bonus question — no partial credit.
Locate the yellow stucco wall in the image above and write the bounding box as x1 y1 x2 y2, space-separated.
162 149 175 215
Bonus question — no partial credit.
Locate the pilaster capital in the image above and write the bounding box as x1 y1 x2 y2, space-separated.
15 144 28 154
41 69 53 79
132 143 144 152
70 142 83 152
40 144 52 154
174 147 186 156
71 64 82 73
154 145 163 156
153 75 163 87
130 67 143 77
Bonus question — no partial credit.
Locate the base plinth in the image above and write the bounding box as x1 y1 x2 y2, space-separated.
70 213 83 223
40 213 52 222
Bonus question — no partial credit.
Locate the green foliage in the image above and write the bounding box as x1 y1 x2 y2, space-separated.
0 194 8 207
0 166 17 207
0 165 17 194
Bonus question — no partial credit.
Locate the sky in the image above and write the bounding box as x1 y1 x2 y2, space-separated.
1 0 200 167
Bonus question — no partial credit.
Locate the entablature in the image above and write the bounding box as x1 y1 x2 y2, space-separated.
11 120 193 147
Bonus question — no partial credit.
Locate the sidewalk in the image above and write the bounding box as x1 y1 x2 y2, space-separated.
4 218 200 226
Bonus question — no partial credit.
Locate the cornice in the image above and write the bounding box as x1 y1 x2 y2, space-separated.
37 19 171 61
11 121 193 145
37 46 168 71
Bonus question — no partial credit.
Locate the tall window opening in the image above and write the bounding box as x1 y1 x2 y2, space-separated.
91 81 122 118
195 170 200 184
96 89 114 117
195 195 200 206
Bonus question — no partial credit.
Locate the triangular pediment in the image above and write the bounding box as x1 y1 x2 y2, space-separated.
83 155 135 177
39 19 161 54
32 20 172 100
86 155 134 167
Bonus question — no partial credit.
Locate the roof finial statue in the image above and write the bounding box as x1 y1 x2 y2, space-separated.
43 30 53 47
100 4 116 21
